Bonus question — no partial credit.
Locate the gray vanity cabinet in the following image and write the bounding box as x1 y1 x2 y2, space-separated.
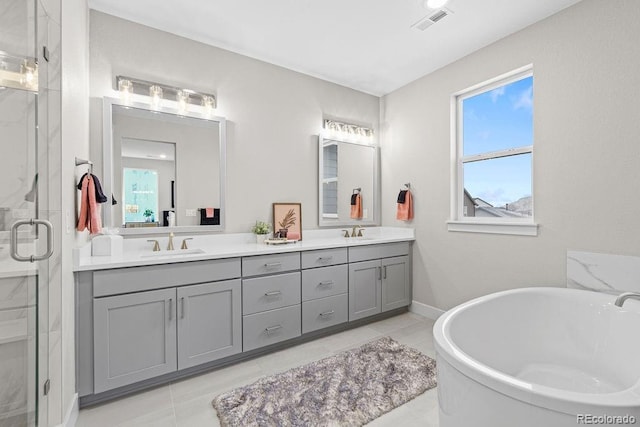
177 280 241 370
348 243 411 321
381 256 411 312
93 288 177 393
348 260 382 321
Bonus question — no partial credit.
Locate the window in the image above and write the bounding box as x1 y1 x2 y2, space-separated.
122 168 159 224
449 65 537 236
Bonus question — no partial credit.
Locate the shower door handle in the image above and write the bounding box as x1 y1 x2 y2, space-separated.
10 219 54 262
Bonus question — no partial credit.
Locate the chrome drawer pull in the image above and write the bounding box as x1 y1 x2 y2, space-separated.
265 325 283 334
318 256 333 262
319 310 335 317
264 262 282 268
264 291 282 297
318 281 334 287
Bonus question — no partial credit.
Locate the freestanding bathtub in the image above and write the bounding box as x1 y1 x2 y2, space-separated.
433 287 640 427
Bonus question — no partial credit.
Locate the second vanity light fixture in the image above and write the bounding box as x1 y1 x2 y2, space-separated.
116 75 217 116
323 119 374 144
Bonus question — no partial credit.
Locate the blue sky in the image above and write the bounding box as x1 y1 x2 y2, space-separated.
462 76 533 207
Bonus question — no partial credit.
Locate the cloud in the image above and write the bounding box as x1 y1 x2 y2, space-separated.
513 86 533 110
489 86 505 103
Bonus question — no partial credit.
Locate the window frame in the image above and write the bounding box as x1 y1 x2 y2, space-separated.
448 65 538 236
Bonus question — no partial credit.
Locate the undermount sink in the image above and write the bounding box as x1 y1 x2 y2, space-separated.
140 248 206 258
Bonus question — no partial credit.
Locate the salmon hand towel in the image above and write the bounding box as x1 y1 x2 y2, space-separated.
350 193 362 219
396 189 414 221
77 174 102 234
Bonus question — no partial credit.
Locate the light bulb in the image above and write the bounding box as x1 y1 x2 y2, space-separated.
201 95 215 117
426 0 449 9
20 61 38 90
149 85 163 110
118 79 132 104
176 90 189 115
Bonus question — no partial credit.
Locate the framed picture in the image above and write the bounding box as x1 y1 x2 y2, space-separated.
272 202 302 241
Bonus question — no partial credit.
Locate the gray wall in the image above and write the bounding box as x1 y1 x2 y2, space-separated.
89 11 380 233
380 0 640 310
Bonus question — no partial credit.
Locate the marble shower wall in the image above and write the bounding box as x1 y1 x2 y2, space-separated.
567 251 640 294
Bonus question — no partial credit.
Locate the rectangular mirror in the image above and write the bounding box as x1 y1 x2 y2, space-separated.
103 97 226 234
318 135 379 227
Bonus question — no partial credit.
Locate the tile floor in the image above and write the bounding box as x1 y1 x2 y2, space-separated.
76 312 439 427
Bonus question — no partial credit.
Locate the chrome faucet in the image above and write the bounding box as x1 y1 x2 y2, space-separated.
614 292 640 307
342 229 350 238
351 225 363 237
167 232 175 251
147 239 160 252
181 238 193 250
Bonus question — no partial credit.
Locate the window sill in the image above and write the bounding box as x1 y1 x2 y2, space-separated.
447 220 538 236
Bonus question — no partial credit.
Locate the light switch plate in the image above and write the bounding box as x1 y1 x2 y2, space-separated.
185 209 197 217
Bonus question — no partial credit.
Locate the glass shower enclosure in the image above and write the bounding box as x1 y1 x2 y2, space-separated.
1 0 61 426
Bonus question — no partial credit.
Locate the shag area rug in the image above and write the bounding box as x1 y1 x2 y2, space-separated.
212 337 437 426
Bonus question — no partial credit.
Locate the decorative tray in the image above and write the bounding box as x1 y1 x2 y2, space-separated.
264 238 298 245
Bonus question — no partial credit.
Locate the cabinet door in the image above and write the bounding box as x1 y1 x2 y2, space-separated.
94 288 177 393
348 260 381 321
177 280 242 370
382 256 411 312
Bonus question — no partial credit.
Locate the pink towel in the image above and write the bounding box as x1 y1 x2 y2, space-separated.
396 190 414 221
77 174 102 234
350 194 362 219
205 207 215 218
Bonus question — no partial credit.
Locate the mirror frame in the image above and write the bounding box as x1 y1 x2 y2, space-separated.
318 134 380 227
102 97 227 234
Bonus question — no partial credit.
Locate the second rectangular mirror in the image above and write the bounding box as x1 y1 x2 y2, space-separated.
318 135 379 227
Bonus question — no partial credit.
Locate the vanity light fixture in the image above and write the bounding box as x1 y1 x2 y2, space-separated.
115 75 217 116
323 119 374 143
0 52 38 92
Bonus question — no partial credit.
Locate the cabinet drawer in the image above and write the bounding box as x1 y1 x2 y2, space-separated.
301 264 348 302
302 294 348 334
242 252 300 277
93 258 241 297
242 272 301 315
243 305 301 352
348 242 410 263
301 248 347 269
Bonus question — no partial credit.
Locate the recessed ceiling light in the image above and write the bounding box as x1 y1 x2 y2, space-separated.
426 0 449 9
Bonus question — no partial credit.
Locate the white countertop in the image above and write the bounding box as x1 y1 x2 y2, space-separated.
74 227 415 272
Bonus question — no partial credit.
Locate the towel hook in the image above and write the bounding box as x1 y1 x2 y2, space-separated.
352 187 361 194
403 183 411 190
75 157 93 174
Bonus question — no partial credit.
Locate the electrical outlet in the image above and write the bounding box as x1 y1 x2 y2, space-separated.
185 209 197 217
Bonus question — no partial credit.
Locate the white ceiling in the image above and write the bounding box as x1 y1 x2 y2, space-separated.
88 0 583 96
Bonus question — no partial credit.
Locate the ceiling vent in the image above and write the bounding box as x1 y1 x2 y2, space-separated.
411 8 453 31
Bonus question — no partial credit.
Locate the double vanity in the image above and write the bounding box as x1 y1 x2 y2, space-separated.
74 228 414 406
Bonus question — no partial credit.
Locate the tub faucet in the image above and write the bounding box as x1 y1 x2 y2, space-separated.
614 292 640 307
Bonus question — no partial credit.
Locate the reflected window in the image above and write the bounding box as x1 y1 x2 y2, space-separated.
123 168 158 223
322 143 338 218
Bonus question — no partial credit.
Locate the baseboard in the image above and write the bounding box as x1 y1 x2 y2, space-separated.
57 393 78 427
409 300 445 320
